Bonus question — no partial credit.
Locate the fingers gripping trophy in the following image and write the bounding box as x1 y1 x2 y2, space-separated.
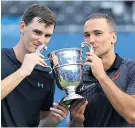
36 42 93 105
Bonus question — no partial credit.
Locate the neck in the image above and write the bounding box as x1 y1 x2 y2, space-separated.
101 50 116 71
13 41 27 63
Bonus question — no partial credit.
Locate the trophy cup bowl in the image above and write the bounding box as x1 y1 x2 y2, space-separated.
48 42 93 105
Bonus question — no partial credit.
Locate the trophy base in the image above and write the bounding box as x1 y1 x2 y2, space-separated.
60 94 85 105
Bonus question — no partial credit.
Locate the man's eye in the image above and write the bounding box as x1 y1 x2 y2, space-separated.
45 35 51 38
34 31 41 35
95 32 102 35
84 35 89 37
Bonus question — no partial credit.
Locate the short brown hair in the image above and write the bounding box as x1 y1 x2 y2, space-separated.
22 4 56 27
86 13 116 32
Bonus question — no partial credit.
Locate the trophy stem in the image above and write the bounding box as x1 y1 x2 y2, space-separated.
65 86 76 95
61 86 85 105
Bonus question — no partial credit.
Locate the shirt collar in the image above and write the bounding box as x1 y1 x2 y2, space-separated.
107 53 122 72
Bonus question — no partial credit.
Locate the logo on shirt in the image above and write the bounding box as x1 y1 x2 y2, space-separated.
37 82 44 88
78 83 96 92
111 72 120 81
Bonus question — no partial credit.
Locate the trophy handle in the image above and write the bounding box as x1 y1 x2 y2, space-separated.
81 42 93 59
81 42 93 70
81 42 93 53
35 44 52 74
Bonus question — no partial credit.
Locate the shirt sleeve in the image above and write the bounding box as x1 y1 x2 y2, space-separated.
40 80 56 111
126 63 135 95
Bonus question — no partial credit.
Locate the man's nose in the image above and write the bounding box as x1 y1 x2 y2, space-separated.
85 35 95 44
38 35 46 45
88 35 95 44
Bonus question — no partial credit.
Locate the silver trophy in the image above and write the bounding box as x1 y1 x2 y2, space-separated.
36 42 93 105
48 42 93 105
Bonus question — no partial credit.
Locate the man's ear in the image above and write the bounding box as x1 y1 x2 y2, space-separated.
20 21 25 34
112 32 117 44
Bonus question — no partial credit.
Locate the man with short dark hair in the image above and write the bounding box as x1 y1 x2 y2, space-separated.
69 13 135 127
1 4 68 127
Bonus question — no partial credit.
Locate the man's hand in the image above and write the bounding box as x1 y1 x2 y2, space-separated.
50 102 69 124
20 53 47 76
84 52 106 80
39 102 68 127
70 99 88 122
